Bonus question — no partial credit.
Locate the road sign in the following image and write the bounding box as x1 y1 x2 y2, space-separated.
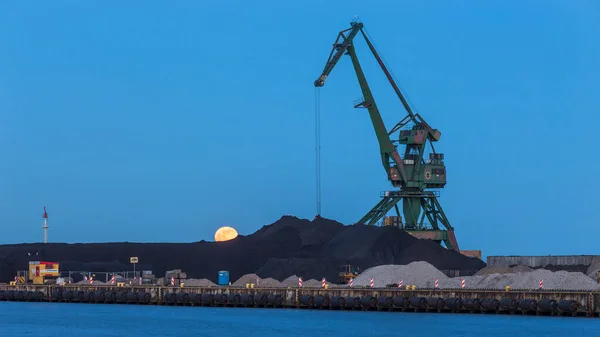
130 257 139 278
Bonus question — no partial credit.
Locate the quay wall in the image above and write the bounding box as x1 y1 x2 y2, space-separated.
0 284 597 318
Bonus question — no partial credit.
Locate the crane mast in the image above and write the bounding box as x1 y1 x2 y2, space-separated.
314 19 460 251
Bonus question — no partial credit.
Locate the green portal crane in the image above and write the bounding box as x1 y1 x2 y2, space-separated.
314 19 459 251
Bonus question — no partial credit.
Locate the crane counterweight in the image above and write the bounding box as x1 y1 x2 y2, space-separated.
314 19 460 251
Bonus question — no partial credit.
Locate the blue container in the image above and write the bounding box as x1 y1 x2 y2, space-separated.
218 271 230 286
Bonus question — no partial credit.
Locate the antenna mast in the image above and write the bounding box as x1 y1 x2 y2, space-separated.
43 206 48 244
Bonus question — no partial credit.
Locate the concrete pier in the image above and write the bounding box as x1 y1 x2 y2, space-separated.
0 284 597 318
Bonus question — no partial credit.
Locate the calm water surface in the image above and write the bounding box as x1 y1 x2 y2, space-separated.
0 302 598 336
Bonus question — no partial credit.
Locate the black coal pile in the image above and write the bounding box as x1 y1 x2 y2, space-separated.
0 215 485 283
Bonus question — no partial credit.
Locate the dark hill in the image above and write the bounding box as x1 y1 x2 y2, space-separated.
0 215 485 283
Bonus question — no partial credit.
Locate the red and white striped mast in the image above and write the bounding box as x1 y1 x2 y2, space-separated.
43 206 49 244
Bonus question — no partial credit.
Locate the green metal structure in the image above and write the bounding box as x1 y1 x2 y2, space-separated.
314 19 459 251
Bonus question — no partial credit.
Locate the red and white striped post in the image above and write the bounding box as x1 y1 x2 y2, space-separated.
539 280 543 289
110 275 115 285
298 277 303 287
397 280 403 288
321 278 326 288
369 278 374 288
349 278 354 287
461 278 465 288
89 276 93 284
171 276 175 286
435 278 439 288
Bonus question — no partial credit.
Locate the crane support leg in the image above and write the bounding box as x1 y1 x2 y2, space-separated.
356 195 402 226
356 190 460 251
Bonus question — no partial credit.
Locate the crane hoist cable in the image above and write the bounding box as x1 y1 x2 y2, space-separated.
314 86 322 216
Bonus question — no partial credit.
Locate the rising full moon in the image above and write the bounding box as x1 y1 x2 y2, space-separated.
214 226 239 242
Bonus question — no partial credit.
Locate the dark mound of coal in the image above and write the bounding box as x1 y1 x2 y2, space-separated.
0 215 485 283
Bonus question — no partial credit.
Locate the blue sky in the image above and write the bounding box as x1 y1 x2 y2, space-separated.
1 1 599 258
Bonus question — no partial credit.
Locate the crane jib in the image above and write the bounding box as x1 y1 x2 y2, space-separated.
314 22 363 87
313 21 408 185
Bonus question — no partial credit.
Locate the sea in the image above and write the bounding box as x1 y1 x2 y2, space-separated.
1 302 598 336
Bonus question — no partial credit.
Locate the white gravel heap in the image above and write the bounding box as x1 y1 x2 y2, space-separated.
349 261 600 290
442 269 600 290
350 262 449 288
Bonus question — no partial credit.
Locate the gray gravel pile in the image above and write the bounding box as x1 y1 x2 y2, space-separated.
336 261 600 290
232 273 261 287
441 274 504 289
302 279 324 287
349 262 449 288
258 277 281 287
442 269 600 290
495 269 599 290
474 265 533 276
279 275 300 287
347 261 600 290
278 275 342 288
